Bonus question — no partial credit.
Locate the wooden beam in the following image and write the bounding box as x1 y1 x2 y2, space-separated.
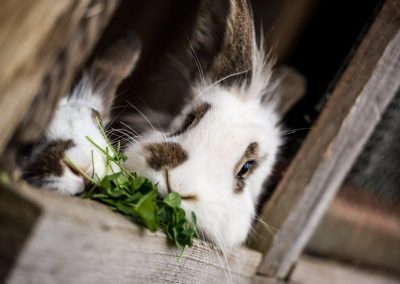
250 0 400 279
0 182 41 283
13 0 119 146
1 182 262 283
0 0 118 156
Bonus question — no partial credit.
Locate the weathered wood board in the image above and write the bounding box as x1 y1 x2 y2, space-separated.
0 0 118 156
251 0 400 279
1 182 261 284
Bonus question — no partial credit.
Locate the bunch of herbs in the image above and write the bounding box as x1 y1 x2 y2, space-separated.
65 117 197 250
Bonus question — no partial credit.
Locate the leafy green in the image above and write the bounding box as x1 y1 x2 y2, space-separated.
66 117 197 250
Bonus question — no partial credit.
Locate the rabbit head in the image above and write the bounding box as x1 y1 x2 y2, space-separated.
22 34 142 195
124 0 281 251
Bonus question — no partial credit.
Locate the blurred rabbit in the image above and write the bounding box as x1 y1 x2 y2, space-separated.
21 33 141 195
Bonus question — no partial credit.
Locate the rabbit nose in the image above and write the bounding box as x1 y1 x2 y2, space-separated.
144 142 188 171
164 169 197 201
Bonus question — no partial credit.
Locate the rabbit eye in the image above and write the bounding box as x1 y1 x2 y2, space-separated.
237 160 256 179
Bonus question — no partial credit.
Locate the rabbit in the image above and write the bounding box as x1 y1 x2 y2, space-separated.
21 33 142 195
124 0 282 252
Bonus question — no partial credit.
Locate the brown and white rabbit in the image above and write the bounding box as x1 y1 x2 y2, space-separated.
124 0 282 252
21 34 142 195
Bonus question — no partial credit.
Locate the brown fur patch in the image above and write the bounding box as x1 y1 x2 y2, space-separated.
190 0 254 86
233 142 260 193
234 178 246 193
169 103 211 137
211 0 253 85
145 142 188 171
23 139 74 183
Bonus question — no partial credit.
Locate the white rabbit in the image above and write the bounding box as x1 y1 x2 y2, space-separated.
124 0 281 252
21 34 141 195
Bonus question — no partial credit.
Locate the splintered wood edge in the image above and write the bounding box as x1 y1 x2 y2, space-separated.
2 183 262 284
252 0 400 279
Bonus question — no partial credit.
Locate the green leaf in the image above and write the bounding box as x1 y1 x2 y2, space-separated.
79 123 198 251
135 190 158 231
164 192 181 208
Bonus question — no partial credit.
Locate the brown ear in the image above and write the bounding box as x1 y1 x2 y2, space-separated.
190 0 254 85
88 32 142 122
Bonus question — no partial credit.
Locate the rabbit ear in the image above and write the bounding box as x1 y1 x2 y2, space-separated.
190 0 255 86
87 32 142 122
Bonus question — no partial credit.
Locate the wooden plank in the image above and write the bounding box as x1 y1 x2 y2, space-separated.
13 0 119 146
252 275 282 284
0 182 41 283
307 186 400 274
250 0 400 279
0 0 118 156
1 182 262 284
291 255 400 284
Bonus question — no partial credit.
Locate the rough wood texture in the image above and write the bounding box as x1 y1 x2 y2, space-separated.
291 255 400 284
251 0 400 279
307 186 400 274
1 183 261 284
0 0 118 156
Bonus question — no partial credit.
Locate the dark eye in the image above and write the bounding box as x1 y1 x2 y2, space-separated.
237 160 256 179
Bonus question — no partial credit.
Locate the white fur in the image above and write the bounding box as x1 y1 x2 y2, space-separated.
125 45 281 252
39 80 118 195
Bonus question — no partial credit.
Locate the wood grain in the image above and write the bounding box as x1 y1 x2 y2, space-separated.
1 183 261 284
250 0 400 279
0 0 118 156
12 0 119 146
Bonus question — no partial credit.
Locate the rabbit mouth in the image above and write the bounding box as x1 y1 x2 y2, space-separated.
163 169 197 201
181 194 198 201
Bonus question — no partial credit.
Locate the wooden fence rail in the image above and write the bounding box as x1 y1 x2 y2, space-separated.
0 0 118 160
251 0 400 279
1 182 261 284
